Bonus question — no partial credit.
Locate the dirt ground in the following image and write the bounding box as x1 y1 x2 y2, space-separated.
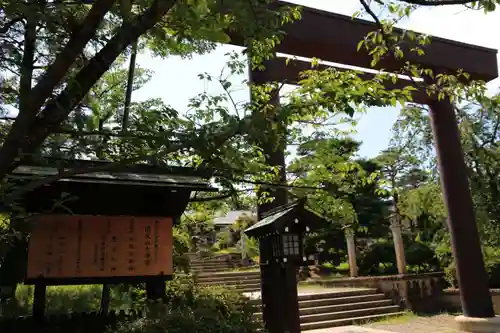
363 314 467 333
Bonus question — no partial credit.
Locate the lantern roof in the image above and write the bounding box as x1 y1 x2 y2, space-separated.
244 199 328 238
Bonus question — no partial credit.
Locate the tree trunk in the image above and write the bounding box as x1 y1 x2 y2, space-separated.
19 11 36 115
121 41 138 133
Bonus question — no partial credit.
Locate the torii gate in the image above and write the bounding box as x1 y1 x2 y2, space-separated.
227 2 499 333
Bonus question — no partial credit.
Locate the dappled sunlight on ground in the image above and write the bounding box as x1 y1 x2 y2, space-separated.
364 314 467 333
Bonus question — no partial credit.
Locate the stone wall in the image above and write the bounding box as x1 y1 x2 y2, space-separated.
442 289 500 314
302 272 445 313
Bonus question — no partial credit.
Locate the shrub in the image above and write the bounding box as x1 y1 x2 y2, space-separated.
213 230 233 250
5 285 103 316
358 237 441 276
173 227 192 273
317 262 350 277
444 262 458 288
358 239 397 276
405 241 440 273
442 248 500 289
236 235 259 260
173 227 191 255
113 276 262 333
304 230 345 266
482 246 500 288
1 284 147 317
434 233 500 288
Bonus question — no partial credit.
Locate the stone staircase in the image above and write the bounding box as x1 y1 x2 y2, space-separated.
188 254 403 330
190 257 234 273
188 252 261 292
195 270 262 293
253 289 404 331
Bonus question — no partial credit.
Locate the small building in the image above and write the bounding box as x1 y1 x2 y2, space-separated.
213 210 256 230
209 210 256 245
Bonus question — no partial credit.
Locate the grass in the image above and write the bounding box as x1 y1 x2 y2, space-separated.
3 284 144 317
7 285 104 316
367 311 417 325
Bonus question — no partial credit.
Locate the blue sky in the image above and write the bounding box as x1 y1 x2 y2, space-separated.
133 0 500 159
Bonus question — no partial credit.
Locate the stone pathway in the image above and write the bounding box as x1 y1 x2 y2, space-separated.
307 326 395 333
364 314 467 333
305 314 467 333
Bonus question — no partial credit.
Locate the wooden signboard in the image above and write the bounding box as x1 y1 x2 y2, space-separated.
26 215 173 285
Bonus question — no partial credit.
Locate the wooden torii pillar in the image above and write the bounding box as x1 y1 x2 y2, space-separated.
234 2 499 332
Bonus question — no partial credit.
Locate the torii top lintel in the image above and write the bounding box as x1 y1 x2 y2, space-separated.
229 1 498 82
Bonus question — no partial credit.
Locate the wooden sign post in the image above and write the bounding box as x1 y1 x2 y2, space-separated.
6 159 216 318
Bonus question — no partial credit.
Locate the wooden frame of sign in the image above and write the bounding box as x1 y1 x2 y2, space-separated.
6 158 216 318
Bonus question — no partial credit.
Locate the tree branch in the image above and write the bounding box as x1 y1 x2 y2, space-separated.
0 0 178 181
400 0 479 6
25 0 118 116
189 189 251 202
0 17 25 34
3 112 253 204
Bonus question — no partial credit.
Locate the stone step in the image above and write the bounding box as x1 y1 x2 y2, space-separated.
200 281 261 291
197 273 260 281
297 289 378 301
191 261 232 265
195 271 261 279
191 267 232 271
191 260 231 264
231 283 262 290
246 288 400 332
200 278 261 286
299 300 393 315
253 300 394 318
298 293 387 308
193 266 258 272
299 305 401 324
300 312 406 331
191 265 233 270
235 286 262 293
202 280 261 288
192 268 233 273
250 294 389 308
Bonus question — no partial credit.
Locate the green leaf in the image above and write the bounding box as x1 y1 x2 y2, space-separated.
357 40 364 52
